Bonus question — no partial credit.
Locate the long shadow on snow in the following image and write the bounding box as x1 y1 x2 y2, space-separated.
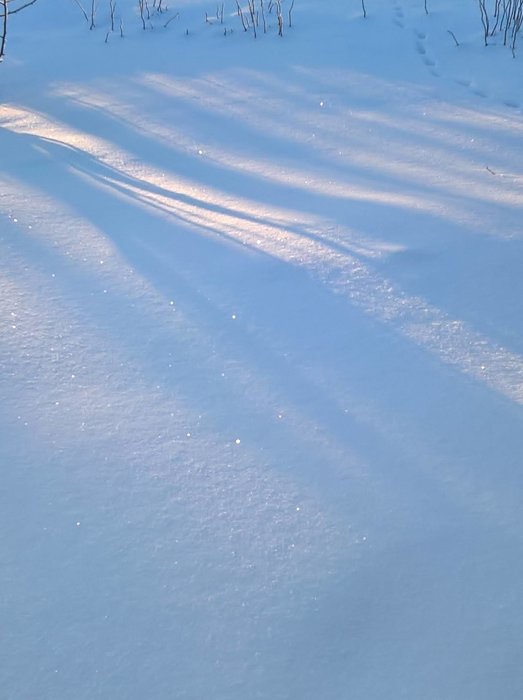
14 122 523 408
1 128 523 538
18 80 523 358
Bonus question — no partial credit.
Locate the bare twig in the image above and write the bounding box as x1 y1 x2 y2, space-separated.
236 0 248 31
478 0 490 45
288 0 295 27
447 29 460 46
276 0 283 35
1 0 7 58
72 0 89 23
1 0 40 58
6 0 38 14
109 0 116 31
164 11 179 27
247 0 257 37
260 0 266 32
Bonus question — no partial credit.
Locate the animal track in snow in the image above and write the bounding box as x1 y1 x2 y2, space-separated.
392 1 405 28
412 27 439 77
454 76 520 113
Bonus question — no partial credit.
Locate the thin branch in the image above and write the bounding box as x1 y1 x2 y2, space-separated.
7 0 38 14
72 0 89 23
1 0 7 58
288 0 295 27
164 11 179 27
447 29 460 46
236 0 248 31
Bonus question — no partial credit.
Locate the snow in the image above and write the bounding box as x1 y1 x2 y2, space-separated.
1 0 523 698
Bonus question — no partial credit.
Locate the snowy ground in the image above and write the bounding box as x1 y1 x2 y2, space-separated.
1 1 523 698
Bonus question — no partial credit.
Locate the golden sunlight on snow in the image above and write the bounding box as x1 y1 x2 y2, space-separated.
1 92 523 407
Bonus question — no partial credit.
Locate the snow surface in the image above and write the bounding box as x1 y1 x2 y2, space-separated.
1 0 523 698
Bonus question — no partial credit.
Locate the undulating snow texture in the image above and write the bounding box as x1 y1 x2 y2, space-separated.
1 1 523 698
